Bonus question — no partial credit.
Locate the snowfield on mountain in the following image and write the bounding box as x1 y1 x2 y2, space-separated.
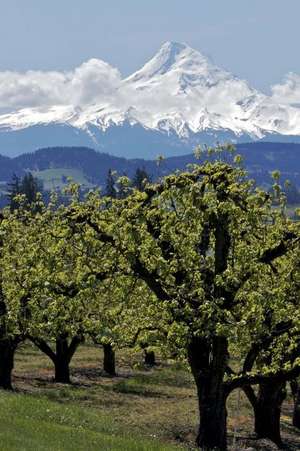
1 42 300 157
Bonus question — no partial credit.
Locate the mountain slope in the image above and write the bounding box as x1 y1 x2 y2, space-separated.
122 41 264 137
1 42 300 158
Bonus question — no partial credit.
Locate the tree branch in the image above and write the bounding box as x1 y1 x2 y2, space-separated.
28 335 56 362
226 364 300 391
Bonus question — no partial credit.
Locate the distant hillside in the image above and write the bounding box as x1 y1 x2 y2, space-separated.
0 142 299 194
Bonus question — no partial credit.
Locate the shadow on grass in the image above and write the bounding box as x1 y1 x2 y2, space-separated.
71 366 120 380
132 368 192 389
104 379 171 399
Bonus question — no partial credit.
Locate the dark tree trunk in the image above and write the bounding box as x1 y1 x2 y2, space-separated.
188 336 229 450
144 349 156 366
291 379 300 429
28 334 83 384
54 359 70 384
55 336 71 383
0 338 18 390
103 343 116 376
254 380 286 446
197 383 228 450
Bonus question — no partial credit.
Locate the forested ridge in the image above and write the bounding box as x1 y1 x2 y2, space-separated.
0 142 300 186
1 142 300 212
0 146 300 450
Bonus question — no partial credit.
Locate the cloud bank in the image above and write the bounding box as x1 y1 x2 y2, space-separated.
271 73 300 106
0 59 121 110
0 53 300 123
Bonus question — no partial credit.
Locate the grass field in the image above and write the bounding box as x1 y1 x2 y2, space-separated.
31 168 94 191
1 343 299 450
0 393 176 451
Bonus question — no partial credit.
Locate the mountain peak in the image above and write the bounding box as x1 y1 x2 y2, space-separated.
155 41 195 72
126 42 201 82
125 41 220 86
160 41 189 54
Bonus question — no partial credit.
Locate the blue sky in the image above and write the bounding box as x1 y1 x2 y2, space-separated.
0 0 299 92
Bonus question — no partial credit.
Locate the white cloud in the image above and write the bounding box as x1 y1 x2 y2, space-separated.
271 73 300 106
68 59 121 106
0 59 121 110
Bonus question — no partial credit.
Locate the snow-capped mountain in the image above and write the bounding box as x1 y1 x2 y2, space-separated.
0 41 300 158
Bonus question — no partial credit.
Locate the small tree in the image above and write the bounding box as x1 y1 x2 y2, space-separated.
133 167 151 192
1 195 93 384
105 169 117 199
0 210 33 389
7 172 42 212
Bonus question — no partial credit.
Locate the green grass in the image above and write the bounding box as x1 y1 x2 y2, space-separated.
31 168 94 190
0 392 177 451
6 343 300 450
11 344 192 450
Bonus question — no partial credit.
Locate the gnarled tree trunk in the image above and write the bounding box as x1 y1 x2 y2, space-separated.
0 338 19 390
144 349 156 366
188 336 229 450
29 333 83 384
140 342 156 366
55 336 71 383
291 379 300 429
103 343 116 376
254 380 286 446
